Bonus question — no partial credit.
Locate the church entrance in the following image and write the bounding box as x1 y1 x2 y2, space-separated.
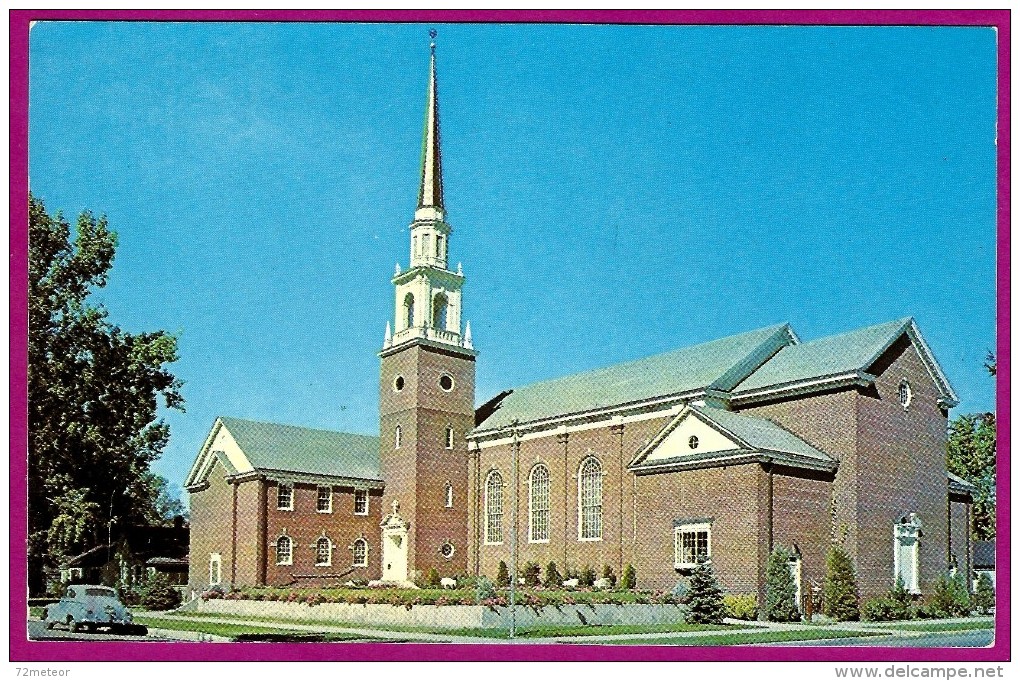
381 500 409 584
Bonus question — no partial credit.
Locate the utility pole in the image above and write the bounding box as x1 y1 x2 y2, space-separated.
509 421 520 640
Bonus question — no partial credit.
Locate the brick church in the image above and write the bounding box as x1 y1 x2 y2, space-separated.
185 42 976 603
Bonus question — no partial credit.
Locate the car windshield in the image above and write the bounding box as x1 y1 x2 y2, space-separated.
85 588 116 597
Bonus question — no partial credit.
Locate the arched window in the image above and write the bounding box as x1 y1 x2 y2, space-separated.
404 292 415 328
276 536 293 565
445 425 454 449
578 457 603 540
352 538 368 567
445 482 454 508
484 471 504 544
394 425 402 449
433 293 448 331
529 464 551 543
436 234 445 259
315 537 332 566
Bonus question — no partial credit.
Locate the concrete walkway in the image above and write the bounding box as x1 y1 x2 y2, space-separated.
138 610 993 646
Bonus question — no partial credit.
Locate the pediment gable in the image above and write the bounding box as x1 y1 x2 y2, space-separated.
639 411 742 464
184 419 255 490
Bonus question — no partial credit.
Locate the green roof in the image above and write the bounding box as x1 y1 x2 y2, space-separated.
475 324 793 431
220 416 382 481
734 318 912 394
696 406 833 464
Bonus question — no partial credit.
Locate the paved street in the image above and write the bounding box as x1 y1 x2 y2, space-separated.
762 629 993 648
27 619 161 641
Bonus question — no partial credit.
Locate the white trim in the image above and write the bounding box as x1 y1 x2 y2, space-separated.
730 371 875 405
528 463 551 544
316 486 333 514
394 424 402 449
484 470 504 545
354 488 369 516
673 522 712 569
275 536 293 566
445 425 455 449
439 373 455 392
894 515 922 594
444 482 454 508
209 553 222 586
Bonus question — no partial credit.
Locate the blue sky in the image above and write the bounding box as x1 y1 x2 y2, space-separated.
28 22 998 501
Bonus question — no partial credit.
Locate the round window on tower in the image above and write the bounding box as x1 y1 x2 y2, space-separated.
439 374 454 392
688 436 699 450
440 542 455 559
393 375 405 392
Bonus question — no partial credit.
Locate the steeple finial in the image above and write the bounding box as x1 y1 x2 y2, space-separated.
416 30 444 220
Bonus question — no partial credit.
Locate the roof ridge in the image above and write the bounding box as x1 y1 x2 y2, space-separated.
794 317 911 347
219 415 379 440
502 322 791 391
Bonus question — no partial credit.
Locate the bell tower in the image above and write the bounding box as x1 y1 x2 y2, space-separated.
378 34 475 583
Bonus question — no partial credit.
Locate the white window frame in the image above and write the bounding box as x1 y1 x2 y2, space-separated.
277 483 294 511
484 470 504 545
445 425 455 449
898 379 913 409
354 489 369 516
894 515 922 593
577 457 603 541
445 482 454 508
209 553 222 585
673 522 712 569
395 425 402 449
529 464 551 543
276 536 293 566
352 538 368 567
316 486 332 514
315 537 332 567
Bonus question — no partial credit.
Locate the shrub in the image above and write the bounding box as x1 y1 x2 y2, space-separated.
564 564 580 581
822 545 860 621
522 561 541 587
140 573 182 611
763 548 800 622
118 585 143 607
685 558 725 624
925 573 971 618
974 572 995 615
579 565 597 588
621 564 637 590
543 562 563 588
496 561 510 587
861 576 914 621
671 580 689 603
425 568 441 588
723 594 758 621
602 565 617 588
475 575 496 602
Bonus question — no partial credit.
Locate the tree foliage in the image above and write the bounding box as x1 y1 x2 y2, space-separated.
947 412 996 539
685 558 726 624
973 572 995 615
763 548 800 622
29 194 185 565
822 544 860 621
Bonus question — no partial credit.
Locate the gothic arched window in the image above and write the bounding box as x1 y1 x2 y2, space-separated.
578 457 603 541
484 471 504 545
352 538 368 567
276 536 293 565
394 425 402 450
433 293 448 331
529 464 551 543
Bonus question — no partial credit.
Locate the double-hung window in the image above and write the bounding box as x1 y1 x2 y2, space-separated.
317 486 332 513
277 483 293 510
354 489 369 515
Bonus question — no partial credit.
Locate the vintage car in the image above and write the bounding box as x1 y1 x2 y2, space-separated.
43 584 145 634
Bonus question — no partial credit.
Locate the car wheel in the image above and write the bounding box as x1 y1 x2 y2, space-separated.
44 619 55 630
68 617 82 633
131 625 148 636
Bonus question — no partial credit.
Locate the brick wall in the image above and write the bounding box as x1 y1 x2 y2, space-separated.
187 459 234 594
771 467 834 599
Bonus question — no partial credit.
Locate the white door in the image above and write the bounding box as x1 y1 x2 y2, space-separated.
381 526 408 583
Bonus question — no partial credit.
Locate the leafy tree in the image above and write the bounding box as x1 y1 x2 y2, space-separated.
140 572 182 611
973 572 995 615
685 558 725 624
763 548 800 622
924 573 971 618
543 561 563 588
28 195 184 576
822 545 860 621
947 412 996 539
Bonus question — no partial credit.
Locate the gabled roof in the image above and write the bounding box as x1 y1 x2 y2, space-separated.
185 417 382 489
948 471 978 495
973 540 995 569
474 323 796 432
733 317 959 406
630 404 836 473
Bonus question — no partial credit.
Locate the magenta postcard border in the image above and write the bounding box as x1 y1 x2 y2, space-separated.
8 8 1010 663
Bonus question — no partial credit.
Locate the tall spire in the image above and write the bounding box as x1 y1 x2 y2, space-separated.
416 31 444 221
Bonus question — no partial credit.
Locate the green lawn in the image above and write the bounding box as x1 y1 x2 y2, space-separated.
29 606 44 619
606 629 890 646
134 615 381 641
872 620 994 632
